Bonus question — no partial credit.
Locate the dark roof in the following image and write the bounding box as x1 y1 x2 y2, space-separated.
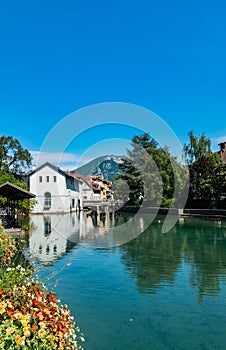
28 162 82 183
70 172 93 188
27 162 63 176
0 182 36 200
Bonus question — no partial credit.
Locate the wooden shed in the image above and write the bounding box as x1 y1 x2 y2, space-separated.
0 182 35 229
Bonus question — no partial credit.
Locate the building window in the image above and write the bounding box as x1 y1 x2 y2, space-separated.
46 176 49 182
53 176 57 182
44 216 51 236
44 192 51 209
39 176 42 182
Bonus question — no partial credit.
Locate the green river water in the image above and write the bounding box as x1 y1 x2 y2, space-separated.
29 213 226 350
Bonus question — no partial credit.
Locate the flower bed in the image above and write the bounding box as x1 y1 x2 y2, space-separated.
0 230 85 349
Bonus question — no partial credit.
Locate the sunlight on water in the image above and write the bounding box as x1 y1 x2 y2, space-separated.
29 213 226 350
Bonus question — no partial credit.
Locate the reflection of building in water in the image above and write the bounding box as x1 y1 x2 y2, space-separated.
30 211 137 263
80 211 115 241
29 213 83 264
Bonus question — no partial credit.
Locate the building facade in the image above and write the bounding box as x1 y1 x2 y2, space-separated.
87 175 113 201
28 162 83 214
219 142 226 164
68 172 95 201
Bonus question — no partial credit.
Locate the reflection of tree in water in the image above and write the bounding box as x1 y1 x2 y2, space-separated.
182 219 226 303
119 216 226 302
120 218 184 293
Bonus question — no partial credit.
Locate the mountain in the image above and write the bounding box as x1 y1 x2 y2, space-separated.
74 155 123 180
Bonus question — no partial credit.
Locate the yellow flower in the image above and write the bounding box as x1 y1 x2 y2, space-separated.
7 301 13 308
23 327 31 337
21 314 28 320
43 308 51 316
21 320 28 327
37 311 44 320
39 322 46 329
0 301 7 309
14 312 23 319
38 328 46 337
0 306 6 314
15 335 25 345
6 327 15 335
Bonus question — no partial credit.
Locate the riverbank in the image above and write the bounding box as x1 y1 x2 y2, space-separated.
119 206 226 220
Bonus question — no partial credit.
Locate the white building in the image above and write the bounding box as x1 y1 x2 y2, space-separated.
28 162 83 214
68 172 95 201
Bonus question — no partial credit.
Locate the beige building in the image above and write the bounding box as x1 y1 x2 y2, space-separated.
219 142 226 164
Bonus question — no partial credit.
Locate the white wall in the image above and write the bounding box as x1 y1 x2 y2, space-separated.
82 182 94 201
30 165 82 213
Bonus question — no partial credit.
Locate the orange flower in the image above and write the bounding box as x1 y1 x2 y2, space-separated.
49 294 57 303
15 335 25 346
0 289 5 295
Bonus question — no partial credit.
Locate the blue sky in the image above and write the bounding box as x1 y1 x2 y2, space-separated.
0 0 225 168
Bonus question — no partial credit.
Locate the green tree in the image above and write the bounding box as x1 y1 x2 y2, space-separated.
112 177 130 202
0 135 32 177
183 131 211 165
184 131 226 208
117 133 187 207
0 136 34 213
118 154 144 205
187 153 220 208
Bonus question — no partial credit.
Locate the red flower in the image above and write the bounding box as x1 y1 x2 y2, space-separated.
32 299 40 306
7 308 14 316
31 325 37 332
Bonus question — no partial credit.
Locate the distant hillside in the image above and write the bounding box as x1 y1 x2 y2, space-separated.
74 155 123 180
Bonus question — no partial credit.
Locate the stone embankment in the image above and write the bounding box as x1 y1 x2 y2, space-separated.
119 206 226 219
